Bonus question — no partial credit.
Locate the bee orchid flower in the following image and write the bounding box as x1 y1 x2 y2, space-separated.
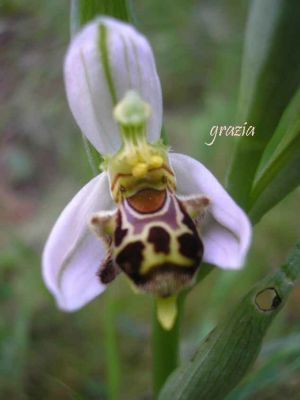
43 17 251 330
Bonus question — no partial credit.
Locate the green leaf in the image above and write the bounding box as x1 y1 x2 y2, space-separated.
227 0 300 209
248 88 300 223
258 86 300 171
158 244 300 400
225 333 300 400
249 133 300 224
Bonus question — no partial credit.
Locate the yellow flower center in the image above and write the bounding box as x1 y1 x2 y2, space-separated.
106 90 175 202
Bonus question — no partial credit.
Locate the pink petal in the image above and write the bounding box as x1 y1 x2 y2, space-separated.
42 172 115 310
64 17 162 155
170 153 252 269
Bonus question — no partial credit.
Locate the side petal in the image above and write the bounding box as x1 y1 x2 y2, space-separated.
64 17 162 155
42 172 115 311
170 153 252 269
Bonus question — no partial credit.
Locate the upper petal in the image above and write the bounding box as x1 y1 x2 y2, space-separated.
42 172 115 311
170 153 252 269
64 17 162 155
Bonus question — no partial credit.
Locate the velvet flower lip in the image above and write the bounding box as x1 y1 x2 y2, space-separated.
42 17 252 329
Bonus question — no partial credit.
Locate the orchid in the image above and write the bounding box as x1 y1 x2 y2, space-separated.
42 17 251 330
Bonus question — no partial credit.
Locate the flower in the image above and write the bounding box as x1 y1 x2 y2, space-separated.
43 17 251 330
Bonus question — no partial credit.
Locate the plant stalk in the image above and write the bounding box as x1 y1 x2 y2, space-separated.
103 291 120 400
152 295 184 398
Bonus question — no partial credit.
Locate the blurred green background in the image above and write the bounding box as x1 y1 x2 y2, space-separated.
0 0 299 399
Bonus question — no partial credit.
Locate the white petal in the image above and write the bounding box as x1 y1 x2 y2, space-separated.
42 172 115 311
64 17 162 155
170 153 252 269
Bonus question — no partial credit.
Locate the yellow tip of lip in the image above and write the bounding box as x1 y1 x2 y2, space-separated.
132 162 148 178
156 295 178 330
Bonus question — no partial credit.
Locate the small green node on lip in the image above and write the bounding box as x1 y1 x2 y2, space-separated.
254 287 282 312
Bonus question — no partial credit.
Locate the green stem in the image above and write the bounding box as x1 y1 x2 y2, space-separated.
103 292 120 400
71 0 131 32
152 263 213 398
152 295 184 398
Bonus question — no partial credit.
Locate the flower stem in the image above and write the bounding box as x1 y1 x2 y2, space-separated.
71 0 131 34
103 291 120 400
152 295 184 398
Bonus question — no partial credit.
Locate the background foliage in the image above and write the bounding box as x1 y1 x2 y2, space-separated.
0 0 299 399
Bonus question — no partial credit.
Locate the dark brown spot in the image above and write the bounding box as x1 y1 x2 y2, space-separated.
116 241 145 276
127 189 166 214
178 200 197 234
97 257 119 284
148 227 170 254
114 210 128 246
178 232 203 262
